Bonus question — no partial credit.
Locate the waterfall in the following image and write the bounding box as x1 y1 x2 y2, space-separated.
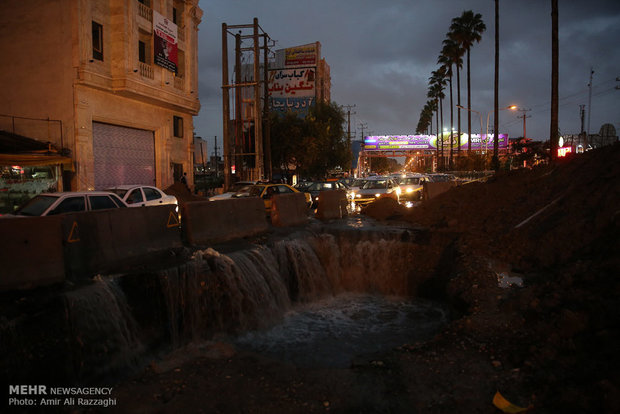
5 225 441 383
63 276 144 380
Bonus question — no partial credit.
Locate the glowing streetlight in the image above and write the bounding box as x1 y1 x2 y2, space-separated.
484 105 517 153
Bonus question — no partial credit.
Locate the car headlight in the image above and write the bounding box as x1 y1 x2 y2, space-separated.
355 194 361 198
406 188 414 193
375 193 381 198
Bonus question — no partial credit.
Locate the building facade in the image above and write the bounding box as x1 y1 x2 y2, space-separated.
0 0 202 194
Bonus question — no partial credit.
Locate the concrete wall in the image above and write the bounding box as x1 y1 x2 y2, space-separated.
316 190 348 220
271 193 308 227
0 216 65 290
182 198 269 245
62 205 182 279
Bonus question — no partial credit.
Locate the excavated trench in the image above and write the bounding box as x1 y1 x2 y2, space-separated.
1 219 461 386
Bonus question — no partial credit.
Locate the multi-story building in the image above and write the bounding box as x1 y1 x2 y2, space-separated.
0 0 202 197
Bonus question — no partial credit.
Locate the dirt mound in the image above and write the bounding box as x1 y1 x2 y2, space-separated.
394 143 620 412
361 197 408 220
164 182 204 205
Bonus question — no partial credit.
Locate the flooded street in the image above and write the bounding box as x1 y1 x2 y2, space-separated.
234 293 448 368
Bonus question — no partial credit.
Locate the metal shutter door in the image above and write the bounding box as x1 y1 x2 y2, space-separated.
93 122 155 189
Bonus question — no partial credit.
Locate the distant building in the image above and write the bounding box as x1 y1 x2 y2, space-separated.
0 0 202 199
561 123 618 153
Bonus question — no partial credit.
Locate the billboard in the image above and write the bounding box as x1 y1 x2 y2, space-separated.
364 134 509 151
153 11 178 72
268 67 316 116
285 43 318 66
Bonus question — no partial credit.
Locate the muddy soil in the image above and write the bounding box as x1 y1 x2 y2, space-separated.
109 145 619 413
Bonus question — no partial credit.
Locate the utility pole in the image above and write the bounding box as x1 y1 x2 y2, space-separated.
221 23 231 191
213 136 219 177
517 108 532 139
359 122 368 141
342 105 356 175
586 68 594 148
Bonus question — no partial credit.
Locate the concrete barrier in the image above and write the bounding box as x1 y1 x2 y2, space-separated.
182 197 268 245
316 190 348 220
0 216 65 291
271 192 308 227
62 205 182 279
423 181 457 200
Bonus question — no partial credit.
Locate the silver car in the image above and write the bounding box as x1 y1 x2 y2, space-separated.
9 191 127 216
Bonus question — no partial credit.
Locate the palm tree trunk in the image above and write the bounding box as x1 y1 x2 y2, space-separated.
439 96 444 171
492 0 500 170
550 0 559 162
449 73 454 170
456 64 461 163
435 97 439 171
467 48 472 154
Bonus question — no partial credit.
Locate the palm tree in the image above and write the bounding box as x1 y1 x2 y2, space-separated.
550 0 559 162
493 0 500 170
449 11 486 154
439 38 462 170
428 69 446 170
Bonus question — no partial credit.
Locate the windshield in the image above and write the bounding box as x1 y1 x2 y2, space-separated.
351 179 367 188
400 177 421 185
16 195 58 216
362 180 388 190
308 182 335 191
248 186 265 197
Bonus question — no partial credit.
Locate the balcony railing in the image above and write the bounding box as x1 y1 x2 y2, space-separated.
138 2 152 22
139 62 154 79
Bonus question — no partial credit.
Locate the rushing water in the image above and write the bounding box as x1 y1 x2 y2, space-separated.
3 225 450 383
234 292 447 368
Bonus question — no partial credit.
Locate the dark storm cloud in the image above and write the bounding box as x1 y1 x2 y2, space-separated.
195 0 620 153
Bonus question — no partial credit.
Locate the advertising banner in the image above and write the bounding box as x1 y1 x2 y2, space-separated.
285 44 318 66
364 134 509 151
153 11 178 73
268 68 315 98
270 97 315 115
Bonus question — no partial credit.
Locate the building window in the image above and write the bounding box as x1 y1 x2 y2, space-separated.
173 116 183 138
92 21 103 61
138 30 151 64
138 0 151 6
139 41 146 63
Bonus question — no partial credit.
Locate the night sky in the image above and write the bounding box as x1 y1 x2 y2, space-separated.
194 0 620 156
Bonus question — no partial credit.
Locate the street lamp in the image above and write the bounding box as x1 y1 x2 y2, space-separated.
456 105 483 147
485 105 517 153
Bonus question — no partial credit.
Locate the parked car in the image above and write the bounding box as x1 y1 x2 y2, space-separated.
208 181 258 201
8 191 127 217
302 181 349 207
351 177 401 206
105 185 178 208
247 183 313 212
398 174 430 202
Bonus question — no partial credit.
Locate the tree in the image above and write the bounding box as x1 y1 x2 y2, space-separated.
428 68 446 170
439 38 462 170
550 0 559 162
492 0 500 171
449 10 486 154
299 101 350 179
270 112 305 177
429 67 447 170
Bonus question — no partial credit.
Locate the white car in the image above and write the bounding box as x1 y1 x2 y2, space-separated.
351 177 401 206
8 191 127 216
398 174 430 202
208 181 257 201
105 185 178 208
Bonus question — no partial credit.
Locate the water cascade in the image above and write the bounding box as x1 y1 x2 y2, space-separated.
1 225 452 383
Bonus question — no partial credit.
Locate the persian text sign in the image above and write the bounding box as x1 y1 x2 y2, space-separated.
268 68 316 98
153 11 178 72
270 97 315 115
285 44 317 66
364 134 509 151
